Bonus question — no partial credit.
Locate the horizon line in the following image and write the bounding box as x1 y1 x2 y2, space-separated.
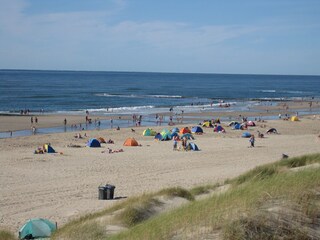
0 68 319 77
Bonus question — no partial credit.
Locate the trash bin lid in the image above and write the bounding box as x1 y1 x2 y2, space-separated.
105 184 115 189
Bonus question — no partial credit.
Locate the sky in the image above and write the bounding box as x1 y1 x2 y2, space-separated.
0 0 320 75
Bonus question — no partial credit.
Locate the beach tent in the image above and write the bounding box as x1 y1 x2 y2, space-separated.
181 133 195 140
188 142 199 151
171 127 180 133
180 127 191 134
202 121 213 128
228 121 239 127
266 128 278 134
214 125 225 133
242 132 251 138
19 218 56 239
87 138 101 147
290 116 299 121
161 129 171 141
247 121 256 126
44 144 55 153
191 126 203 134
213 118 221 124
142 128 157 136
233 123 242 130
154 133 163 141
123 138 139 146
170 132 180 139
98 137 106 143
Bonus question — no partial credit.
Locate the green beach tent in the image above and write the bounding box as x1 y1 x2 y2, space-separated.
142 128 157 136
19 218 57 239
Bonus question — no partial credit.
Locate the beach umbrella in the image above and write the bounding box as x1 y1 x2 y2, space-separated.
19 218 56 239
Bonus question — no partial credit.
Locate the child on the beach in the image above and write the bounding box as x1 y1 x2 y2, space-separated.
249 135 255 147
173 135 178 150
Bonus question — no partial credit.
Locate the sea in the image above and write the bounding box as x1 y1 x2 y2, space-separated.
0 70 319 137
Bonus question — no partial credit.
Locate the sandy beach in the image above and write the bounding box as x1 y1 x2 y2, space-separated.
1 110 320 233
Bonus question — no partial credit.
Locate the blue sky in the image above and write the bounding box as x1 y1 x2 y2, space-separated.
0 0 320 75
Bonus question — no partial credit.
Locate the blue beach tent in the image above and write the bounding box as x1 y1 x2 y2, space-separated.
191 126 203 134
181 133 195 140
171 127 180 133
170 132 180 139
19 218 57 239
44 144 55 153
242 132 251 138
188 142 199 151
233 123 242 130
87 138 101 147
154 133 163 141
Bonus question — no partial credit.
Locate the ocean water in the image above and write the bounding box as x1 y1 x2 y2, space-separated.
1 70 319 116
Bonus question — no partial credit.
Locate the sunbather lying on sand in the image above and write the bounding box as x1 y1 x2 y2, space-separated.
101 148 124 154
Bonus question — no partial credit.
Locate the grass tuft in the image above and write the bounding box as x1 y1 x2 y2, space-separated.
279 153 320 168
116 198 161 227
52 221 105 240
158 187 194 201
231 164 278 185
190 183 220 196
223 215 311 240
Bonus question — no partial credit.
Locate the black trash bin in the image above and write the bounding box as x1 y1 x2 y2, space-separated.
98 184 115 200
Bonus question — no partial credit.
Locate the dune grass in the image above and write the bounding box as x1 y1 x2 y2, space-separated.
52 187 194 239
108 154 320 239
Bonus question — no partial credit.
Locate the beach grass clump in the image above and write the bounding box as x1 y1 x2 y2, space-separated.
158 187 194 201
53 221 105 240
223 214 311 240
190 183 220 196
278 153 320 168
116 198 162 227
0 230 16 240
229 164 278 186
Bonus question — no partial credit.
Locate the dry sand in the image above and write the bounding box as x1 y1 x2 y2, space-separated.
0 113 320 233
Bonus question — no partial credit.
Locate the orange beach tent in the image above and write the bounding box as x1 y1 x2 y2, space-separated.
180 127 191 134
98 137 106 143
123 138 139 146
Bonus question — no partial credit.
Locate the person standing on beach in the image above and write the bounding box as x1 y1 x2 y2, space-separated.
64 118 67 125
249 135 255 148
173 135 178 151
31 117 33 124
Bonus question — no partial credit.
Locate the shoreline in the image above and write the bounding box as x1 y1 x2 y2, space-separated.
1 100 320 138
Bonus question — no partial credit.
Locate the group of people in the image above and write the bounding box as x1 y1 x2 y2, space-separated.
173 136 189 151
